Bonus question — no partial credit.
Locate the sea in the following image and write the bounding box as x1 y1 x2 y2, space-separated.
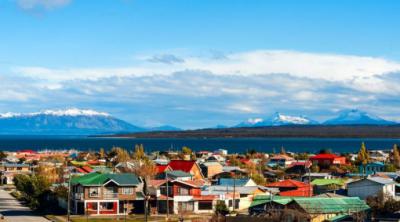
0 135 399 153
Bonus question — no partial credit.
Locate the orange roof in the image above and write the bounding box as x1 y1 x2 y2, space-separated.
267 179 309 188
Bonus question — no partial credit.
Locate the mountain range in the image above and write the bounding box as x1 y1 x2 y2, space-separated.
0 108 180 135
0 108 397 135
235 109 397 127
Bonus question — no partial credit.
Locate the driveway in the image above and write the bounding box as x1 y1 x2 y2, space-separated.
0 188 49 222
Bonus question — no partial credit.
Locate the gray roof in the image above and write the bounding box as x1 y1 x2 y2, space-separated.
367 177 395 185
1 163 30 167
166 170 192 178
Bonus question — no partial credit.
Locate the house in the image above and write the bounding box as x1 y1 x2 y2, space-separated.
309 154 346 168
168 160 204 180
205 178 273 210
0 163 31 185
358 161 385 175
200 161 223 179
70 172 143 215
368 150 389 162
347 177 397 200
211 166 248 181
285 160 312 175
249 196 370 222
268 154 295 168
148 179 215 214
266 179 313 197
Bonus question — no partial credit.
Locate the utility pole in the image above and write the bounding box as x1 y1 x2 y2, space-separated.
232 172 236 213
67 166 71 222
166 171 169 221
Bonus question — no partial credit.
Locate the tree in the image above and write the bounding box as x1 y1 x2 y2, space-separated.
310 164 320 173
280 146 286 155
110 147 130 165
385 163 397 172
99 148 106 159
356 142 369 174
132 144 146 160
392 144 400 168
251 173 266 185
182 146 192 155
215 200 229 216
0 151 7 160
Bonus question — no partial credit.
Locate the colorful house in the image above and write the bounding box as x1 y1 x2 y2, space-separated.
148 179 215 214
70 172 143 215
309 154 346 168
0 163 31 185
268 154 295 168
266 179 313 197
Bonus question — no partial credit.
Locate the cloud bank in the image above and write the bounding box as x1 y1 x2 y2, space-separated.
3 50 400 128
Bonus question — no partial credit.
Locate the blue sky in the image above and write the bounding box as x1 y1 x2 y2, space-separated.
1 0 400 128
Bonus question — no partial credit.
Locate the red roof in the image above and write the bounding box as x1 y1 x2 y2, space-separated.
81 166 93 173
156 165 170 174
168 160 196 173
309 153 341 160
267 179 309 188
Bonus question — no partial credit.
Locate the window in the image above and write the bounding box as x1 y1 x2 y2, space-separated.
100 202 114 210
122 187 133 195
198 201 213 210
178 187 189 195
89 187 100 197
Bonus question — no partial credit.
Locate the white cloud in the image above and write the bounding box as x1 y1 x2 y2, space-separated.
13 50 400 83
16 0 71 10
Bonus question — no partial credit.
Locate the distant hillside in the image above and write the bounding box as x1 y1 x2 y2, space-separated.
112 125 400 138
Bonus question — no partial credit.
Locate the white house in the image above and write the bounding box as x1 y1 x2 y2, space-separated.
347 177 396 200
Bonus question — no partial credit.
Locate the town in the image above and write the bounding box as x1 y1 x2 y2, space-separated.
1 143 399 222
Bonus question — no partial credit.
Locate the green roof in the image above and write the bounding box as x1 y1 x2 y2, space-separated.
311 179 345 186
250 196 370 214
250 195 292 208
71 172 141 186
293 197 370 214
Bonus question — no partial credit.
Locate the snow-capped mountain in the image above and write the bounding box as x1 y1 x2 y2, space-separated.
236 112 319 127
0 108 143 135
324 109 397 125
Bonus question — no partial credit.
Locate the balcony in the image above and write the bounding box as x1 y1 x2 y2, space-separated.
103 193 118 199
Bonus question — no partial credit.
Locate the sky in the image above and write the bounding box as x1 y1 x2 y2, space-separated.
1 0 400 128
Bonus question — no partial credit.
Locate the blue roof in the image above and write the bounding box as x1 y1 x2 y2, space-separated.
218 178 250 186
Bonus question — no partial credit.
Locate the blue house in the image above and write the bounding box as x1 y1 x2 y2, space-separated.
358 162 385 175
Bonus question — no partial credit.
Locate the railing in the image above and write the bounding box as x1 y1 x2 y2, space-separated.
103 193 118 199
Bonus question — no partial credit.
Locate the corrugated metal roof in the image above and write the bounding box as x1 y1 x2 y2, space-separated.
311 179 345 186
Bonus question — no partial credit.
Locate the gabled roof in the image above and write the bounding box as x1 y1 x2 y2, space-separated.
348 177 395 186
267 179 309 188
71 172 141 186
168 160 196 172
156 165 171 174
